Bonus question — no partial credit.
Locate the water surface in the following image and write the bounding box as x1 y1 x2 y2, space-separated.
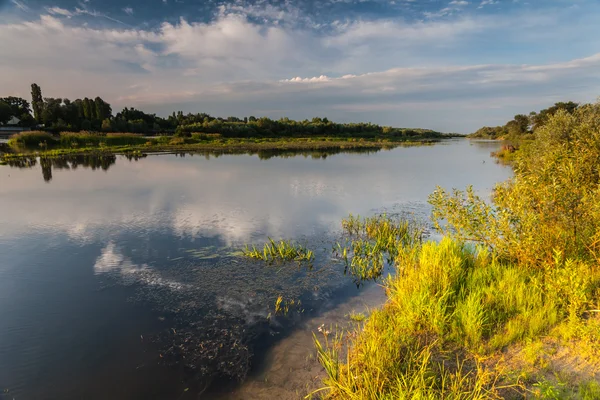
0 139 510 399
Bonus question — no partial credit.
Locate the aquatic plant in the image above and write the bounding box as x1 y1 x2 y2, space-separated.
273 296 302 316
347 311 366 322
243 238 314 264
336 214 423 285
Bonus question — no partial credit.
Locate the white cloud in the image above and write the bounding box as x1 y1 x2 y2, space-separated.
123 7 134 15
46 6 73 17
10 0 30 12
0 7 599 132
478 0 498 8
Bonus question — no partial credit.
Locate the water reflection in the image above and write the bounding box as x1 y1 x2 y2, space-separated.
2 147 389 182
4 154 118 182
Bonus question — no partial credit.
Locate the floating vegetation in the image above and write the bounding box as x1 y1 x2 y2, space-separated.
336 214 423 285
243 238 314 264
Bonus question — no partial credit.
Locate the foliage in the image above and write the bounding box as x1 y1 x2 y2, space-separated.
0 100 12 124
315 101 600 399
0 96 34 126
468 101 579 140
433 104 600 266
31 83 43 122
243 238 314 263
8 131 55 147
8 131 147 149
4 83 450 138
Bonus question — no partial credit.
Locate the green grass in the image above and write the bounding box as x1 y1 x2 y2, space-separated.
347 311 366 322
243 238 314 263
335 214 423 285
313 217 600 399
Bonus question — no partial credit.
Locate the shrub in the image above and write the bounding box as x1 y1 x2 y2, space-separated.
8 131 57 148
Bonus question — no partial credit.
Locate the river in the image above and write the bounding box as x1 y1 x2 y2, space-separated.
0 139 510 399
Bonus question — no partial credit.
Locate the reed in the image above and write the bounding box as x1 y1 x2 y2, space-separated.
243 238 314 263
335 214 422 285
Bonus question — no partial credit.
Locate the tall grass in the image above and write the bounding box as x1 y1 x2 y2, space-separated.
8 131 56 147
58 132 148 147
8 131 149 150
316 234 600 398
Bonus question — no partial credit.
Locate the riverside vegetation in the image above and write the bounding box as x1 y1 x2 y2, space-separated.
0 130 442 165
313 102 600 399
0 83 451 163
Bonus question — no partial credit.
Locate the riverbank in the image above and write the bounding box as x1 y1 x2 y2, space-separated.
0 131 452 163
313 105 600 398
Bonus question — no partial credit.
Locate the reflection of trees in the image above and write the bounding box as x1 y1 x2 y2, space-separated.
255 147 382 160
170 147 383 161
3 146 390 182
6 154 119 182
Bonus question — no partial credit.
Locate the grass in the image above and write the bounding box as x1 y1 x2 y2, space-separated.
335 214 423 285
347 311 366 322
312 216 600 399
273 295 303 316
243 238 314 263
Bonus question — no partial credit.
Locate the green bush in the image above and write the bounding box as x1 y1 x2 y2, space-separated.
8 131 57 148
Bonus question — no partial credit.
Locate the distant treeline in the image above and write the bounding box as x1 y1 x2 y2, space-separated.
0 83 445 138
469 101 579 140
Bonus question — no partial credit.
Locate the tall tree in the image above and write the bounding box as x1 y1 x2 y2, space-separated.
41 98 63 126
31 83 44 122
0 101 12 124
94 97 112 121
82 98 93 120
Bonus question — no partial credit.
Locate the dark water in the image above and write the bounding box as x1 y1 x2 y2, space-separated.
0 140 511 399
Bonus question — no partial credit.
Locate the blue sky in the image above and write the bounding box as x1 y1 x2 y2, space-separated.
1 0 599 132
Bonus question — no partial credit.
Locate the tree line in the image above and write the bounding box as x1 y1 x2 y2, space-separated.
469 101 579 139
0 83 444 138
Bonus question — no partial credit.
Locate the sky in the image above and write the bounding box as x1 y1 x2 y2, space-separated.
0 0 599 132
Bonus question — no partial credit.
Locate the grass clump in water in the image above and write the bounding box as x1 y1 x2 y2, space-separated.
346 311 366 322
243 238 314 264
336 214 423 285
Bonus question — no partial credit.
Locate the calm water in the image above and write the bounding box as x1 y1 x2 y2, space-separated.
0 139 511 399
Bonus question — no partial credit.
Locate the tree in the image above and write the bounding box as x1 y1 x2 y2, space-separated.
101 118 114 132
94 97 112 122
0 101 12 124
1 97 31 116
41 98 63 126
82 98 93 120
31 83 44 122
